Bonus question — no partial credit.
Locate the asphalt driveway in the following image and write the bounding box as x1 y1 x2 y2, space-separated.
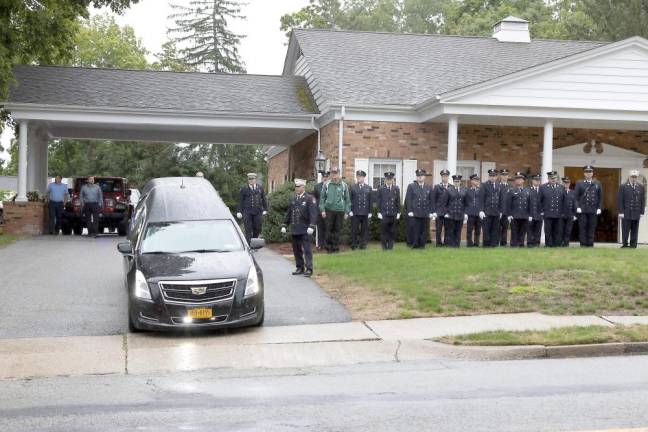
0 236 350 338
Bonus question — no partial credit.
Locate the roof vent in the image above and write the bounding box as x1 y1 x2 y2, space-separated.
493 15 530 43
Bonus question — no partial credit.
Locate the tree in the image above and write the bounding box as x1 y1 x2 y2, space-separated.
579 0 648 41
168 0 246 73
152 41 198 72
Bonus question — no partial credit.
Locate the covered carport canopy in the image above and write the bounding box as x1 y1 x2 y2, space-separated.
2 65 319 200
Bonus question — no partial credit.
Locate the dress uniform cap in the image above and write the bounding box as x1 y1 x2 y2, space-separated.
384 171 395 179
247 173 257 179
469 174 480 180
562 176 571 183
440 169 450 176
514 171 526 179
451 175 462 181
630 170 640 177
415 169 427 176
531 174 542 180
499 169 509 175
322 171 330 177
356 170 367 177
488 169 498 176
294 179 306 187
547 171 558 178
583 165 594 172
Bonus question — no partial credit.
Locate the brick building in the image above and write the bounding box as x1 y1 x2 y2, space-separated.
266 16 648 243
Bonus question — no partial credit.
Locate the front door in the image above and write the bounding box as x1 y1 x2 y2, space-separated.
564 167 620 243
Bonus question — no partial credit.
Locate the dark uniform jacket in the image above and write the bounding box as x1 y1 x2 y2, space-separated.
618 182 646 220
284 192 317 235
445 186 467 221
498 182 512 214
563 187 577 218
539 183 565 218
575 180 602 214
432 183 451 215
465 186 481 216
350 183 373 216
405 182 433 218
528 186 542 220
377 185 400 217
238 184 267 215
506 187 531 219
479 181 503 216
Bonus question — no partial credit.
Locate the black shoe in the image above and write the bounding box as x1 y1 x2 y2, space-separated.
292 268 304 275
621 245 629 248
304 269 313 277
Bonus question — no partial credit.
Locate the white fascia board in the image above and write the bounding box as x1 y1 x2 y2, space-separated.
316 103 421 128
4 103 316 130
439 36 648 103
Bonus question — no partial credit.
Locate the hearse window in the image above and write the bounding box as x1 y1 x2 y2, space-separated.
141 220 244 254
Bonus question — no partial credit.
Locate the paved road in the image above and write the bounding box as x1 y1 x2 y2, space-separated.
1 355 648 431
0 236 349 338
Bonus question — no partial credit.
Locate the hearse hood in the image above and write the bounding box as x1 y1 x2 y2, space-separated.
136 251 253 282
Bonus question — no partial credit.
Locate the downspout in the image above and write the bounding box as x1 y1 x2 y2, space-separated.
338 105 345 176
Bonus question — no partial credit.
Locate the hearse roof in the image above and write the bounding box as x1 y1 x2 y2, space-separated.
142 177 233 223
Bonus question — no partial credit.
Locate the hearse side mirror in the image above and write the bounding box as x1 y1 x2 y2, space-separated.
250 238 265 250
117 241 133 255
125 189 132 197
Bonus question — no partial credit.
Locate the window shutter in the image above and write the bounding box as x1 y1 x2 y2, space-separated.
354 158 369 179
402 159 417 203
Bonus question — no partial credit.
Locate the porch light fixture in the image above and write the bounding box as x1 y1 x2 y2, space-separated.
315 150 327 174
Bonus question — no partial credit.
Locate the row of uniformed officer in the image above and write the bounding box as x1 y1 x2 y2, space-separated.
281 179 317 277
237 173 268 245
349 170 374 249
618 170 645 248
574 165 603 247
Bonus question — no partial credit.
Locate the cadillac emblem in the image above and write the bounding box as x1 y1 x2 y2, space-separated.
191 286 207 295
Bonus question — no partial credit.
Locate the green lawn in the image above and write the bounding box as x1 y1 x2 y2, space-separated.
437 325 648 346
0 233 21 248
313 245 648 320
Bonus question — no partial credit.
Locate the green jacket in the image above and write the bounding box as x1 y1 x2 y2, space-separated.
319 180 351 213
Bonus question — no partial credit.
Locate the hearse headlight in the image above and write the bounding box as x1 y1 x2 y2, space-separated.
244 266 259 297
134 270 152 300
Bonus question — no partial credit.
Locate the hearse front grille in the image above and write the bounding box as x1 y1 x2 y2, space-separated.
158 279 236 305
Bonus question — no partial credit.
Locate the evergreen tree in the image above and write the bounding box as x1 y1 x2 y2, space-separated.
168 0 246 73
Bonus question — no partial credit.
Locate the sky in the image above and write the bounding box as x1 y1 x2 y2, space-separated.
1 0 311 166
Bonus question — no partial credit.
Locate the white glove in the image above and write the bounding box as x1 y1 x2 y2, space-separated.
528 217 533 222
463 214 468 224
432 212 438 219
444 214 450 219
596 209 602 215
321 212 326 218
499 213 503 218
540 213 544 217
262 211 267 216
396 213 400 220
236 212 243 219
508 216 513 222
378 213 383 220
280 227 286 234
479 211 486 220
349 211 354 217
367 214 372 219
576 208 582 214
429 213 434 220
408 212 414 217
573 216 577 221
306 227 314 235
619 213 624 219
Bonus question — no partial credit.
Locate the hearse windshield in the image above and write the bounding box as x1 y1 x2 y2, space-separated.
141 220 244 254
75 178 124 193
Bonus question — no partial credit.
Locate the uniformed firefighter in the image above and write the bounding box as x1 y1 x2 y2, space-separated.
527 174 543 247
313 171 330 250
575 165 602 247
465 174 482 247
377 171 401 250
539 171 565 247
432 169 451 247
319 167 351 253
618 170 645 248
443 175 467 247
405 169 433 249
349 170 374 250
505 172 531 247
561 176 577 247
479 169 503 247
281 179 317 277
236 173 268 245
498 169 512 246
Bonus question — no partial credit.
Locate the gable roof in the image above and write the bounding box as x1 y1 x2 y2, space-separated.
291 28 608 107
6 65 318 115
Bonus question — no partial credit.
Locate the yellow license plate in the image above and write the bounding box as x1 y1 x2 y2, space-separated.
188 308 212 319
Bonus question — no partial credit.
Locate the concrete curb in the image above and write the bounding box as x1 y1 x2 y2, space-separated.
430 340 648 361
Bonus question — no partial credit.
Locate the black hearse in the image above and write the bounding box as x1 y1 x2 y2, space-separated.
117 177 265 331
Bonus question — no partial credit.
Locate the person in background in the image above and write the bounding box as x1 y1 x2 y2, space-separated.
349 170 373 250
618 170 645 248
575 165 602 247
431 169 451 246
313 171 330 250
319 167 351 253
46 175 69 235
465 174 482 247
376 171 400 250
236 173 268 245
281 179 317 277
527 174 543 247
443 175 467 247
80 176 103 238
195 171 204 178
498 169 512 246
506 172 531 248
539 171 565 247
479 169 503 247
561 176 578 247
405 169 433 249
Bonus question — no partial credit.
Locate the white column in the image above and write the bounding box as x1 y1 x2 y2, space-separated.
27 129 38 193
36 137 49 193
338 106 345 174
542 120 553 183
16 121 29 202
447 116 459 176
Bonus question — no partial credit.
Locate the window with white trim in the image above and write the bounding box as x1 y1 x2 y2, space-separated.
368 159 402 190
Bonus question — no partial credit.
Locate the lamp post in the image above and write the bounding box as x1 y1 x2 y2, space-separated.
315 150 326 183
